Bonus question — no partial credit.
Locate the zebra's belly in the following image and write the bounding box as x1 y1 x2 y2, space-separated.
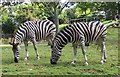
25 35 46 42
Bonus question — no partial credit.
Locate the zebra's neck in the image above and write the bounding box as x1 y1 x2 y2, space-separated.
54 26 74 52
14 33 24 44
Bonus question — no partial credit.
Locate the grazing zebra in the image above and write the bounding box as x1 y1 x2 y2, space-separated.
9 20 56 63
50 21 118 65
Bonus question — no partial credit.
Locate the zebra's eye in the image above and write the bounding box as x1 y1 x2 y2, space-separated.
52 51 53 53
51 45 53 48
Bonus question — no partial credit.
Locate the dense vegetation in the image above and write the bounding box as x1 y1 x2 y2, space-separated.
0 2 119 34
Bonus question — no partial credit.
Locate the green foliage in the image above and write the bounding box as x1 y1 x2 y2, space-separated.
2 18 16 34
60 2 118 22
1 2 50 34
15 3 49 24
77 2 90 14
1 2 119 34
65 8 76 19
59 8 76 23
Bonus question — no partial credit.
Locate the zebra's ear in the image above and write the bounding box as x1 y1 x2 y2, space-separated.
9 42 13 45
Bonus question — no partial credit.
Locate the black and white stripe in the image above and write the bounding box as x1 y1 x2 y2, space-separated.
10 20 56 63
50 21 117 65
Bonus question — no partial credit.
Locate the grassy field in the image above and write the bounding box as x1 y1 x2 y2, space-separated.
1 27 119 76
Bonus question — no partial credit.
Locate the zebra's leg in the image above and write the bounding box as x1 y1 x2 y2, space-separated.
81 40 88 66
103 38 107 62
32 39 40 60
47 34 54 46
100 38 107 64
71 44 77 65
48 39 52 46
24 41 29 60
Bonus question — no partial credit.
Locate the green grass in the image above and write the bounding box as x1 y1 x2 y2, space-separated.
59 24 69 30
1 28 119 75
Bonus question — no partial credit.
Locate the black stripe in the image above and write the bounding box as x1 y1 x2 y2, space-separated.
18 27 25 37
44 21 50 36
20 25 27 37
41 20 47 38
71 24 77 43
62 28 71 42
38 21 42 39
90 22 94 41
64 27 73 42
92 22 100 41
82 22 90 43
48 27 56 33
99 28 107 37
47 24 53 33
16 30 23 38
78 22 88 42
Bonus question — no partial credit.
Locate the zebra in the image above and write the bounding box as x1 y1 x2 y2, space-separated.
9 20 56 63
50 21 118 65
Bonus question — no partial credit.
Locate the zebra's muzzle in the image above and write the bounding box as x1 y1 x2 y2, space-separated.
14 57 18 63
50 59 57 64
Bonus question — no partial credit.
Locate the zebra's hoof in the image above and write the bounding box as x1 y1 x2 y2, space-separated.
37 57 40 60
85 62 88 66
24 57 28 61
71 61 76 65
100 60 104 64
103 59 107 62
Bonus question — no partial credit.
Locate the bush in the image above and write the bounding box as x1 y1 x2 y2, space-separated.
2 18 16 34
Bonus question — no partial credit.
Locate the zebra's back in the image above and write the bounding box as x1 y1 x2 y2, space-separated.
54 21 107 48
72 21 107 43
16 20 56 42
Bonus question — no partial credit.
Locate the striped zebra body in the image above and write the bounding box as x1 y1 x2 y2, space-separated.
73 21 107 44
16 20 56 43
10 20 56 63
51 21 109 65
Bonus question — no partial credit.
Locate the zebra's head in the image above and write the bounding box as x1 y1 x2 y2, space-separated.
50 44 61 64
9 41 20 63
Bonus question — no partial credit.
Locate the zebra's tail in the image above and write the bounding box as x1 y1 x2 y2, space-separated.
105 21 119 29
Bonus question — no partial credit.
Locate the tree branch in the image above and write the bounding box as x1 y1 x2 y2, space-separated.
55 2 59 8
59 2 69 13
41 2 54 17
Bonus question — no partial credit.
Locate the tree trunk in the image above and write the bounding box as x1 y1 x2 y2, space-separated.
54 15 59 33
53 2 59 33
85 10 86 15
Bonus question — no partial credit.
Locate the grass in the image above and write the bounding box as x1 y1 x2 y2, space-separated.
1 27 119 76
59 24 69 30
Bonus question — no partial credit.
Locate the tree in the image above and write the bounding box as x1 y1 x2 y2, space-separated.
1 2 48 34
1 1 71 34
41 2 69 33
76 2 90 15
2 18 16 34
100 2 118 20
